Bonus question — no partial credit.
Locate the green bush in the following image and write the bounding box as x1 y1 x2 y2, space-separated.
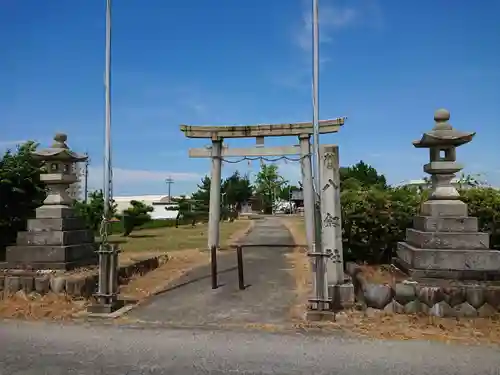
341 185 500 264
461 187 500 249
0 142 46 259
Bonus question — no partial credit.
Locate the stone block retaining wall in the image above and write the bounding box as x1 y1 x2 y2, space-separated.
0 254 169 299
347 262 500 318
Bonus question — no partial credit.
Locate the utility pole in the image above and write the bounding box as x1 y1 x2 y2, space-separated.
165 176 174 202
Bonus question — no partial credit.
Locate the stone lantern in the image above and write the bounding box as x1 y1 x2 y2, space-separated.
413 109 475 216
33 133 88 209
5 133 98 270
395 109 500 280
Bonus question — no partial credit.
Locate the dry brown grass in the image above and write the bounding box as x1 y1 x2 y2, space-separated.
0 292 89 320
119 249 209 301
295 310 500 346
281 217 312 321
358 264 407 285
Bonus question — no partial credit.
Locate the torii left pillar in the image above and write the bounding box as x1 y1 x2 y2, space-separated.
208 138 222 250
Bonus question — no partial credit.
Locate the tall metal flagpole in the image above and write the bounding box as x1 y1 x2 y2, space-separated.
90 0 121 313
311 0 328 311
103 0 112 226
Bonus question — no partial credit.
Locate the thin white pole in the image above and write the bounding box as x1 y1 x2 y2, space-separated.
312 0 321 196
103 0 112 227
311 0 328 311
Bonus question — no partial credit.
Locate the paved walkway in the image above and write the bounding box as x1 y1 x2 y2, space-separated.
126 216 297 326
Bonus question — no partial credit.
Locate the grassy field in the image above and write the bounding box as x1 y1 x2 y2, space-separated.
108 220 251 253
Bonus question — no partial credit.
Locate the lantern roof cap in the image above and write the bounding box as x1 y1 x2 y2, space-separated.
32 133 88 162
413 109 475 148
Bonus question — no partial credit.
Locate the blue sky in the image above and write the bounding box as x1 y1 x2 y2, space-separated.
1 0 499 196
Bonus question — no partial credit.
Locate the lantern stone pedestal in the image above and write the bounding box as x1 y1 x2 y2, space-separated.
394 109 500 281
4 134 98 271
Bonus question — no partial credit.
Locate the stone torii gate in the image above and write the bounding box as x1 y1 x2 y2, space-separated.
180 118 348 288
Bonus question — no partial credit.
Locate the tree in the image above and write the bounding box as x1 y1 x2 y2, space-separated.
190 176 211 210
0 141 46 255
340 160 387 189
278 184 299 201
73 190 117 232
122 200 154 236
255 164 288 214
222 171 253 211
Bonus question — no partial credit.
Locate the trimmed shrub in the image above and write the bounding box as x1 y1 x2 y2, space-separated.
341 185 500 264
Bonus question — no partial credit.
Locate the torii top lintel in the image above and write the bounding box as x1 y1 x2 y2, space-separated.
179 117 346 139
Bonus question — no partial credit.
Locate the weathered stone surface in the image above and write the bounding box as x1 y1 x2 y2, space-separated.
418 286 445 307
27 217 85 232
34 276 50 294
329 282 355 308
394 283 416 305
5 276 21 294
477 303 498 318
413 216 478 233
17 229 94 246
443 287 466 307
406 228 489 250
20 276 34 293
466 286 485 309
49 276 66 293
404 300 421 314
484 288 500 309
35 206 76 219
455 301 478 317
6 243 96 263
363 283 393 309
393 300 405 314
66 277 87 297
382 301 395 314
420 200 468 217
429 301 454 317
397 242 500 273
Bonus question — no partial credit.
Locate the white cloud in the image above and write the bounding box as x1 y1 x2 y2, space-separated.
293 0 360 53
277 1 382 89
87 166 202 190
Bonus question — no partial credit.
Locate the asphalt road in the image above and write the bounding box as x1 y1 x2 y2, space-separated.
1 321 499 374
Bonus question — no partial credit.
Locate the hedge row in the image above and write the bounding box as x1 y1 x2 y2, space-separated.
341 186 500 264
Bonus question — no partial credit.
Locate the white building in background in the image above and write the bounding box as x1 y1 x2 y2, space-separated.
113 195 188 219
395 178 475 190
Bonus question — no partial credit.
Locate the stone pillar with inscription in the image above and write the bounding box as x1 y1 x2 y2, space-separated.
319 145 354 308
319 145 343 284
